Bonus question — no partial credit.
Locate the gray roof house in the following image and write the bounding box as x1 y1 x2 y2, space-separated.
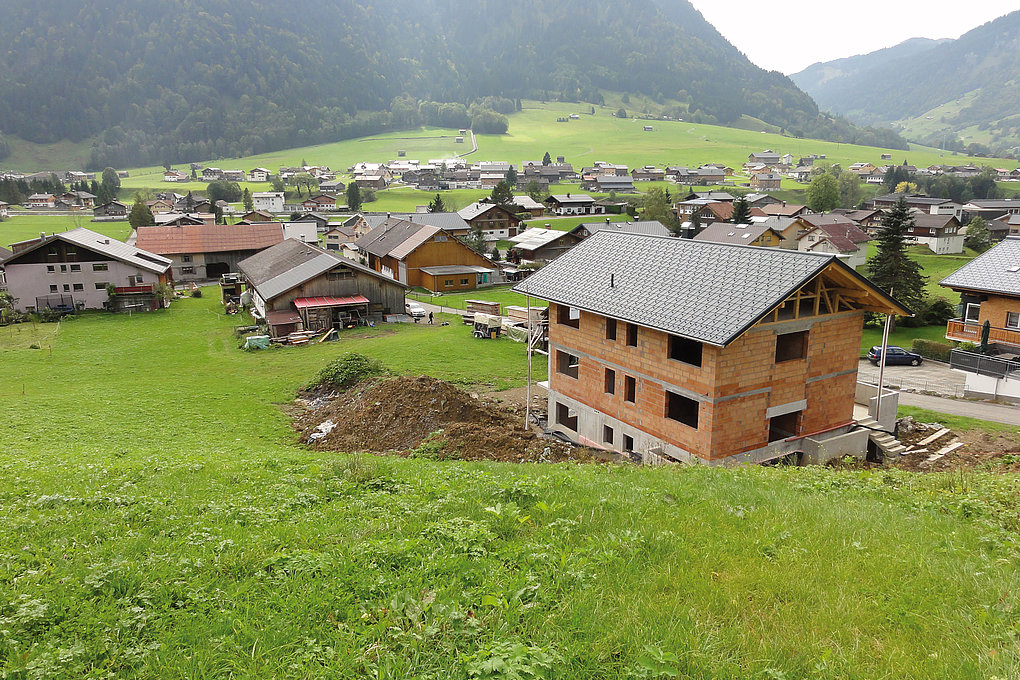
238 239 407 337
511 231 909 466
362 212 471 236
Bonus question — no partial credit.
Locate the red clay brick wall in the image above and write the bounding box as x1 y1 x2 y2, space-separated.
549 302 864 461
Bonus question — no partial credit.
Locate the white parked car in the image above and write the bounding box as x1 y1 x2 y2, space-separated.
405 302 426 318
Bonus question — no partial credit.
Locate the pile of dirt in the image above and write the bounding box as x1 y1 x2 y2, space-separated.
892 417 1020 473
293 375 598 463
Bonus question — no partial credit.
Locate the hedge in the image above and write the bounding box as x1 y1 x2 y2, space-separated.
911 338 954 362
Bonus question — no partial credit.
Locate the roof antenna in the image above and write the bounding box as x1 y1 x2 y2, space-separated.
610 273 615 288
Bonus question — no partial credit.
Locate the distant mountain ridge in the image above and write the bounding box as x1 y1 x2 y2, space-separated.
791 12 1020 154
0 0 907 169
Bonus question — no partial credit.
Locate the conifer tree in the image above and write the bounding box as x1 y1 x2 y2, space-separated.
866 196 927 320
730 196 751 224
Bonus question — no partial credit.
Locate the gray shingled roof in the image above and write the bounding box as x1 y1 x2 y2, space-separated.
355 218 440 259
692 222 781 245
577 220 670 237
362 212 469 232
238 239 400 301
940 236 1020 297
513 232 851 346
6 227 171 274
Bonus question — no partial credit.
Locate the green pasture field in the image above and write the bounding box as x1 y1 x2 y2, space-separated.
1 291 1019 677
1 214 131 248
407 284 540 313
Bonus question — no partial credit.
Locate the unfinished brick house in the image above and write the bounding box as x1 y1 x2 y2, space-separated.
515 232 909 465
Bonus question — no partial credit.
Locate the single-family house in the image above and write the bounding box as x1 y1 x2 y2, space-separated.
750 173 782 191
508 227 586 262
301 194 338 212
146 198 175 214
868 193 962 219
355 175 387 190
693 222 784 248
572 219 671 239
202 167 222 181
796 215 872 268
762 203 809 218
164 170 189 182
292 212 331 232
510 195 546 218
545 194 603 216
748 150 781 165
319 179 346 194
631 167 666 182
135 222 284 281
362 212 471 238
847 162 877 176
2 228 173 313
514 232 910 465
458 202 524 241
253 191 285 213
323 226 361 259
222 170 245 182
93 201 128 221
988 215 1020 241
239 239 407 338
908 214 964 254
249 168 271 182
583 175 636 193
941 236 1020 402
355 217 503 291
240 209 275 223
0 201 8 219
27 194 56 209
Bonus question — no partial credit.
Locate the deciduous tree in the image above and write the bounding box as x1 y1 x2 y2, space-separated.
806 173 840 212
964 216 992 252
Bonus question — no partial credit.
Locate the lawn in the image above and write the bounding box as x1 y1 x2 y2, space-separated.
407 284 541 314
1 214 132 248
3 291 1020 677
858 242 977 305
860 323 950 354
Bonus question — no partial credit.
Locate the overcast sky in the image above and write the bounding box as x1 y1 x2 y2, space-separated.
687 1 1014 75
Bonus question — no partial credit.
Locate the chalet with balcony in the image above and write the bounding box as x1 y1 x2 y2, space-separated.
27 193 56 209
514 232 909 465
355 217 502 291
750 172 782 191
458 202 523 241
941 236 1020 402
92 201 128 221
249 168 271 182
2 228 173 313
908 214 964 254
545 194 603 216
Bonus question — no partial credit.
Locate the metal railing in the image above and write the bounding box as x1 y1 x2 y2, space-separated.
946 319 1020 348
950 349 1020 379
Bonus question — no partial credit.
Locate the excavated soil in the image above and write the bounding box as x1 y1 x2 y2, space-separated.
293 375 600 463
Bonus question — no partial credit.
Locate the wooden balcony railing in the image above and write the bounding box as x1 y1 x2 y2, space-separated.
946 319 1020 349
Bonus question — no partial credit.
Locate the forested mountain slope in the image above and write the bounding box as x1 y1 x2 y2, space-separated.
0 0 906 169
791 12 1020 154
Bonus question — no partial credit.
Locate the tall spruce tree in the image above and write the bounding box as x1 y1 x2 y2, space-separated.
428 193 446 213
866 196 926 320
346 183 362 212
730 196 751 224
489 180 513 206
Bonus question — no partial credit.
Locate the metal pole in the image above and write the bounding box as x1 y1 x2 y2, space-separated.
875 311 892 420
525 282 532 430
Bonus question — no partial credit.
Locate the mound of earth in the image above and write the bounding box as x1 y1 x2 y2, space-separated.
294 375 599 463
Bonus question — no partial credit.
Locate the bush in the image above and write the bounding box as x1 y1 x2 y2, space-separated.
912 338 954 362
190 288 203 298
311 352 384 390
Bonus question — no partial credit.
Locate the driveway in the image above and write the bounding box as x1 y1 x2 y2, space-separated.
858 358 966 398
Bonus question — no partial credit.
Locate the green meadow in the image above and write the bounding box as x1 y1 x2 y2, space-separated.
1 291 1019 678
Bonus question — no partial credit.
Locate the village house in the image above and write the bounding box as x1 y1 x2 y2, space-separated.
239 239 407 338
545 194 603 216
941 236 1020 403
750 172 782 191
221 169 245 182
239 209 275 223
135 222 284 282
762 203 809 218
92 201 128 221
847 162 877 176
362 212 471 238
301 193 338 213
693 222 784 248
26 193 56 209
355 217 503 291
2 228 173 313
146 198 175 214
789 166 813 183
748 150 781 165
281 222 319 245
458 202 524 241
252 191 284 213
631 166 666 182
510 195 546 218
0 201 8 219
318 179 346 194
833 208 883 230
202 167 223 181
908 214 964 254
288 212 331 232
867 193 962 219
163 170 189 182
514 232 909 465
154 213 214 227
583 175 636 193
355 175 388 190
988 215 1020 241
323 226 361 259
796 215 872 268
508 227 586 262
963 198 1020 221
248 168 271 182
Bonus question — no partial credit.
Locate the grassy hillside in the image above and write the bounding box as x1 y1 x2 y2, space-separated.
1 292 1019 678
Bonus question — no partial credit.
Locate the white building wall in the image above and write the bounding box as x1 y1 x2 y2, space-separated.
253 193 284 213
5 260 155 311
916 234 964 254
